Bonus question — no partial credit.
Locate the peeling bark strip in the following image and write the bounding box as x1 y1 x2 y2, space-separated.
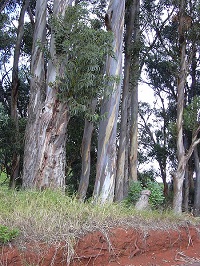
93 0 125 203
23 0 72 189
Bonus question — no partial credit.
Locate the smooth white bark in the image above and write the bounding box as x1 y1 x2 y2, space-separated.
93 0 125 203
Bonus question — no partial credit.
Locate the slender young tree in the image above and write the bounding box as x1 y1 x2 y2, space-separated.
93 0 125 203
10 0 29 188
129 0 140 184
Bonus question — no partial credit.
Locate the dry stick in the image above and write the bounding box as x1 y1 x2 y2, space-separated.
185 224 194 248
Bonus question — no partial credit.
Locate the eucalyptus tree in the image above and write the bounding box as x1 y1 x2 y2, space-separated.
171 0 200 213
93 0 125 203
138 0 200 213
22 0 48 189
115 0 140 201
22 1 114 189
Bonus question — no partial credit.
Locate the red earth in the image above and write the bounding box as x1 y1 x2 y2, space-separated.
1 226 200 266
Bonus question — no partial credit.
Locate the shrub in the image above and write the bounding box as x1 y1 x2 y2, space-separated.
125 180 165 209
147 180 165 209
126 181 143 205
0 224 19 244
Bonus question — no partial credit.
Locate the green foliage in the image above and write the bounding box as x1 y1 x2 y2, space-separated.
51 2 115 117
0 13 16 65
126 181 143 205
184 96 200 131
126 179 165 209
22 22 34 56
146 180 165 209
0 104 26 178
0 224 19 243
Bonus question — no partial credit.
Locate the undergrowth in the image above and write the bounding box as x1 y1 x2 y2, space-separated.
0 224 19 243
0 179 200 263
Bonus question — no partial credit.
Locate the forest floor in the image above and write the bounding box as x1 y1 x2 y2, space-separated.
1 225 200 266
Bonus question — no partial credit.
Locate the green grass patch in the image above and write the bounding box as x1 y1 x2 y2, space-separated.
0 172 9 189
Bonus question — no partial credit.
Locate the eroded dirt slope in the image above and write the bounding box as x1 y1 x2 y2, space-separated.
1 226 200 266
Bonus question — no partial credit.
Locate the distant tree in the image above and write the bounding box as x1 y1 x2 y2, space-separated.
172 0 200 213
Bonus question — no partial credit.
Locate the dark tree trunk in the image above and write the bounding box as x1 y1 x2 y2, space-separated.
77 99 97 200
129 0 140 183
115 0 139 201
10 0 29 188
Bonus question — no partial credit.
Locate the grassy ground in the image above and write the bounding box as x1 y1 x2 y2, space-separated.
1 173 200 261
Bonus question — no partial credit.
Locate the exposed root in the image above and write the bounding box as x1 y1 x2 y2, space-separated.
175 251 200 264
129 238 140 258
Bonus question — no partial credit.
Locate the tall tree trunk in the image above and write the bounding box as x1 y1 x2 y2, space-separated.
93 0 125 203
172 1 200 213
77 99 97 200
115 0 139 201
193 147 200 216
22 0 47 188
129 0 140 183
22 0 72 189
172 2 187 213
10 0 29 188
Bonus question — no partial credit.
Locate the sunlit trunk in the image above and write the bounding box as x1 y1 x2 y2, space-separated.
93 0 125 203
